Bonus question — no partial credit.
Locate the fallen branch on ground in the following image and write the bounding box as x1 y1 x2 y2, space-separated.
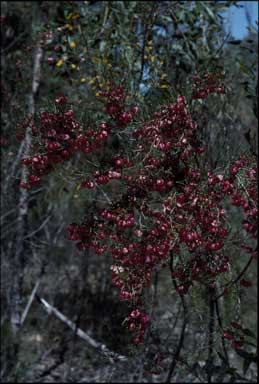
35 294 128 363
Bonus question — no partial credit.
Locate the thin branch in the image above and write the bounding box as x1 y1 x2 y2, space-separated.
213 255 254 301
166 252 188 383
35 295 128 363
0 208 16 221
166 289 187 383
215 32 231 56
2 30 28 53
20 279 41 326
24 214 52 239
207 288 215 384
96 185 112 205
214 299 229 365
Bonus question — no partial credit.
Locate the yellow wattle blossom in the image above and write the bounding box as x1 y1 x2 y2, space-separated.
88 76 100 85
72 13 80 20
69 41 76 48
65 24 74 31
56 59 64 67
66 12 73 20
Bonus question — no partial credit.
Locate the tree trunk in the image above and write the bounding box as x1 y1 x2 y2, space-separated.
6 10 45 382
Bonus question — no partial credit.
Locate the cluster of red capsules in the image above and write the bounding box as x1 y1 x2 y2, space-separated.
192 71 225 99
100 84 138 126
19 95 111 189
19 80 257 350
63 86 232 343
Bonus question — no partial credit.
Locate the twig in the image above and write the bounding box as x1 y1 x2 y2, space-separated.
96 185 112 205
20 279 41 326
166 290 187 383
166 252 188 383
215 32 231 57
2 30 28 53
0 208 16 221
214 299 229 365
207 287 215 384
35 295 128 363
24 214 52 239
213 255 254 301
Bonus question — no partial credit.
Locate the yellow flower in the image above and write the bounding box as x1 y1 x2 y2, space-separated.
96 92 100 97
150 55 155 63
160 84 169 89
69 41 76 48
56 59 64 67
72 13 80 20
71 63 77 69
65 24 74 31
81 78 86 83
66 12 73 20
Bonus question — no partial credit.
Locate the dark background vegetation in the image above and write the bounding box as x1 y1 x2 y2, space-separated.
1 1 258 382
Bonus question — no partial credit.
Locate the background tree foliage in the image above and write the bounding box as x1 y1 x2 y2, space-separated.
1 1 257 382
